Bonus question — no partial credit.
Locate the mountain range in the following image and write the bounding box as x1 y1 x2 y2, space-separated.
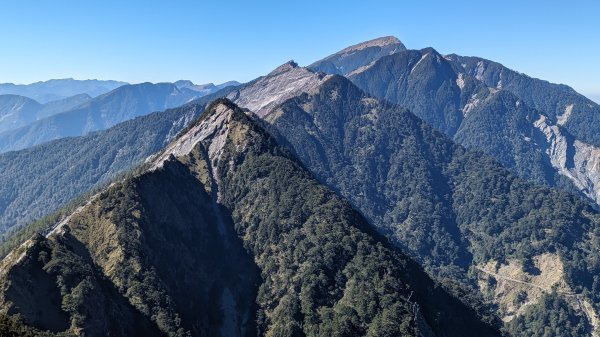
0 36 599 336
175 80 241 95
0 79 126 103
0 81 240 153
0 94 92 133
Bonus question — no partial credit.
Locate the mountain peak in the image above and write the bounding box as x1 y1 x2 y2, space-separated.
267 60 299 77
227 63 327 118
151 99 247 169
308 36 406 76
174 80 195 88
339 36 405 54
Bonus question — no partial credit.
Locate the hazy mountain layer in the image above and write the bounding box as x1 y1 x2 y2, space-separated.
0 83 200 152
0 79 126 103
0 94 91 133
175 80 241 96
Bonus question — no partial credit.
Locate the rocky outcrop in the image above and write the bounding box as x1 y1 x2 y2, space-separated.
226 61 329 118
534 115 600 204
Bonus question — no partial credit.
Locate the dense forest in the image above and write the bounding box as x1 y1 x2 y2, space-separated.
262 75 600 335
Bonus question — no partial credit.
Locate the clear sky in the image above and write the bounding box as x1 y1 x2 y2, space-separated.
1 0 598 101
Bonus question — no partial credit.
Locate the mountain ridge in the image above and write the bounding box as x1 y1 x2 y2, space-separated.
0 82 201 152
0 79 127 103
0 93 92 133
0 99 500 336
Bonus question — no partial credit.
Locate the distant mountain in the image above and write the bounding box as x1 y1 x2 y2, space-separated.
0 80 239 137
35 93 92 119
0 94 91 133
308 36 406 76
0 83 202 152
0 95 41 132
0 78 126 103
341 46 600 207
174 80 240 96
0 99 499 337
225 62 600 335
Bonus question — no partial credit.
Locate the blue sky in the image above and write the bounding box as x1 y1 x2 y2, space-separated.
1 0 598 100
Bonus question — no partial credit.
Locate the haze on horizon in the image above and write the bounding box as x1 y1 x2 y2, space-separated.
1 0 599 102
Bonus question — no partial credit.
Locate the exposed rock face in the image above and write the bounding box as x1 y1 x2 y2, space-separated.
226 61 329 118
152 103 237 171
534 115 600 204
448 54 600 149
338 36 405 53
476 253 572 322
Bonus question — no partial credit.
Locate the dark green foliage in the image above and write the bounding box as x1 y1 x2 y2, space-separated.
213 102 499 336
263 76 600 329
350 48 465 135
270 76 472 274
0 313 55 337
347 48 593 205
505 294 591 337
2 231 164 336
453 90 552 185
